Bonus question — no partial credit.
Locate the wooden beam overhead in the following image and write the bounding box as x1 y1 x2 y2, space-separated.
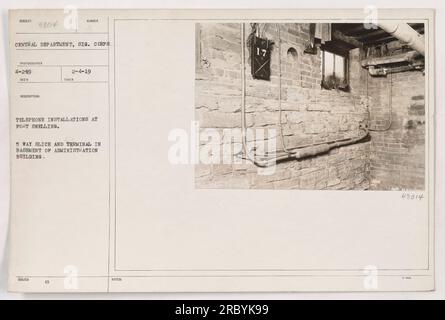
332 29 363 49
365 35 400 46
356 29 388 41
333 23 371 36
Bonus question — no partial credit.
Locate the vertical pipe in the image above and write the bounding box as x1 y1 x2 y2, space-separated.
276 24 292 154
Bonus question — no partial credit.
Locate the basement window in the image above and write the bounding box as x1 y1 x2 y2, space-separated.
321 49 349 91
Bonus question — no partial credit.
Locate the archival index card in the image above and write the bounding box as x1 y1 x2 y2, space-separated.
8 9 435 292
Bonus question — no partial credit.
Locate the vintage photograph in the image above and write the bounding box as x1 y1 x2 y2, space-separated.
195 22 426 190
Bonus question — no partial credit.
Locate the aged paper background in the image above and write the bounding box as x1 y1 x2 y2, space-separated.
0 1 443 298
6 8 435 293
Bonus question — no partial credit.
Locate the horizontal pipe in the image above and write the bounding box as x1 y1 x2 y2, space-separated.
361 50 419 67
247 127 369 167
368 66 388 76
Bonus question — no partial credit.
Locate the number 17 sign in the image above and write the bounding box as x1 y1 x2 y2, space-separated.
251 36 272 81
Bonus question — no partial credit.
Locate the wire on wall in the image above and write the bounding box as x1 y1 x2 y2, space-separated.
240 23 269 167
275 23 293 155
366 71 393 132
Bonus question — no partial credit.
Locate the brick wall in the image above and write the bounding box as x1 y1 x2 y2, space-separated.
194 23 424 190
367 70 425 190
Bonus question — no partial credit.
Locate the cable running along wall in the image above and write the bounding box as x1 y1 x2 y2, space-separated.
366 71 393 132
